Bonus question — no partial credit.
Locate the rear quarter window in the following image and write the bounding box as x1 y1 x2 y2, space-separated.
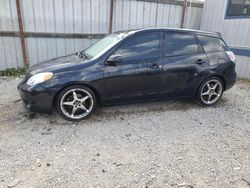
197 35 227 53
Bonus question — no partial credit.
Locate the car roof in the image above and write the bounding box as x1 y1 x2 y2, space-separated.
114 28 220 37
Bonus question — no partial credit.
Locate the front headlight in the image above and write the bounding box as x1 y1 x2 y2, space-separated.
26 72 53 86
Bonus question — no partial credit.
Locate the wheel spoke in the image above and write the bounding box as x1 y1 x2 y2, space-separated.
202 90 210 96
63 101 74 106
71 106 77 116
80 96 89 102
207 83 211 90
212 92 220 96
212 83 218 90
79 105 89 113
207 94 212 103
72 91 78 100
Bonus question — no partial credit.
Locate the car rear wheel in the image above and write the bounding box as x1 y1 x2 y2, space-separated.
197 77 224 106
57 85 96 121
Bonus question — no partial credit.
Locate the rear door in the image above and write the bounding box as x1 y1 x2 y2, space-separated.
162 32 209 97
104 32 164 100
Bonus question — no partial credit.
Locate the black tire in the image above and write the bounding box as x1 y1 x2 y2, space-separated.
197 77 224 106
56 85 97 121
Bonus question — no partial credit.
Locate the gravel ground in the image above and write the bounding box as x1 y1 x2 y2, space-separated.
0 77 249 188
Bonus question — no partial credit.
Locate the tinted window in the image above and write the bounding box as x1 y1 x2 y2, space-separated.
114 33 160 61
164 33 199 56
227 0 250 16
197 35 226 53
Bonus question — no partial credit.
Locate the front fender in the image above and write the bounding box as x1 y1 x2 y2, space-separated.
40 68 105 106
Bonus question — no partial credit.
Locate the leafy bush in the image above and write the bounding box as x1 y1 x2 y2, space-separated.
0 68 26 77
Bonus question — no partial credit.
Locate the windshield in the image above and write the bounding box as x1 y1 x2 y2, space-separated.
84 33 127 59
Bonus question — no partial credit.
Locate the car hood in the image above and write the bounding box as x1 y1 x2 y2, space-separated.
27 53 87 75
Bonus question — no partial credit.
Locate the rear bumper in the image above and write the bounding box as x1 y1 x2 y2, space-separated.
18 82 56 114
225 73 237 91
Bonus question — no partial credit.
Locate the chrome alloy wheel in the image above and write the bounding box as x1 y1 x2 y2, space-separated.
60 88 94 119
200 79 223 105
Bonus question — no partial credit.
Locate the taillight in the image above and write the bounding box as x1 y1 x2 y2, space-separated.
226 51 236 63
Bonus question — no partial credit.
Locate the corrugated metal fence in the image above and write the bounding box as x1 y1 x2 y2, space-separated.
200 0 250 79
0 0 203 70
112 0 203 31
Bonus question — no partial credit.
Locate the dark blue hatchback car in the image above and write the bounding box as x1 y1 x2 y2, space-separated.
18 28 237 121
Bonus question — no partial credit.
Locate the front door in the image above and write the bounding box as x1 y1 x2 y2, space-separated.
104 32 163 101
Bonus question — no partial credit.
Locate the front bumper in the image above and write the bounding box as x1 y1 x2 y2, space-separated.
18 82 56 114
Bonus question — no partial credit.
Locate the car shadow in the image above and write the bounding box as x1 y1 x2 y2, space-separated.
16 97 230 125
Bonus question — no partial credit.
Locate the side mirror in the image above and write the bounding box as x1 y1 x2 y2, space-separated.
107 54 122 65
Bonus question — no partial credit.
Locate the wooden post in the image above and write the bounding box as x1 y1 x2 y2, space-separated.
16 0 28 66
181 0 187 28
109 0 114 34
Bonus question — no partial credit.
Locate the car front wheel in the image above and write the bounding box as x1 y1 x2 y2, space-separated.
57 85 96 121
197 77 224 106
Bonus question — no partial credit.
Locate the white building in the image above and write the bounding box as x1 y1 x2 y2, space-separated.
201 0 250 79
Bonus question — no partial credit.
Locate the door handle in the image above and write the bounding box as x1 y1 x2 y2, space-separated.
195 59 206 65
150 64 162 69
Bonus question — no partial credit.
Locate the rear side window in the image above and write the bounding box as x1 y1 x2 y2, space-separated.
114 33 160 61
164 33 199 56
197 35 226 53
